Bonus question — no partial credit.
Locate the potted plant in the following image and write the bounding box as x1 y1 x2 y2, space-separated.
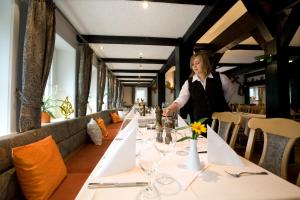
41 97 58 123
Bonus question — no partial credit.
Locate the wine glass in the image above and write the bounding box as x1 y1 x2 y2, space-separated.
137 141 161 200
153 128 177 185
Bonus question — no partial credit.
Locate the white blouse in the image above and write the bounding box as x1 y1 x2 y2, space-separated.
174 73 234 109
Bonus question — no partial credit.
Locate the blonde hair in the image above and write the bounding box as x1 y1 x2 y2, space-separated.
189 52 212 77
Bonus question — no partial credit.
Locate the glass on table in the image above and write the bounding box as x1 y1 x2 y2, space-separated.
137 141 161 200
153 128 177 185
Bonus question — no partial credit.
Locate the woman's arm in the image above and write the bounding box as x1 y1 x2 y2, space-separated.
163 80 190 116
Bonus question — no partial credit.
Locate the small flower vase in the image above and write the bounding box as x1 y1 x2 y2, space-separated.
187 139 202 171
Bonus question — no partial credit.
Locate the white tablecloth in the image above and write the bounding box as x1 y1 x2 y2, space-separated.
75 115 300 200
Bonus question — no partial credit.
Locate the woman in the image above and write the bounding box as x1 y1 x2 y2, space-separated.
163 52 233 125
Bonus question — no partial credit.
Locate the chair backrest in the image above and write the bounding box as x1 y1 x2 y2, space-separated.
211 112 242 148
245 118 300 179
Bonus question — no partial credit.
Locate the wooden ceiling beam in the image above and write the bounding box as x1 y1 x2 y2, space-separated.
279 4 300 48
122 83 151 87
194 44 263 51
241 0 274 42
210 12 257 53
182 0 237 45
102 58 166 64
111 69 159 73
119 80 152 82
224 64 266 77
116 75 156 78
78 35 179 46
128 0 216 5
217 61 266 68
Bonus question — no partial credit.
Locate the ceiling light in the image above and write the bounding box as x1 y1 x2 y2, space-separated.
139 52 143 56
142 1 149 9
100 46 104 50
288 59 293 63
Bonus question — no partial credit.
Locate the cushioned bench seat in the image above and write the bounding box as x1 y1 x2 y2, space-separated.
49 122 122 200
0 110 123 200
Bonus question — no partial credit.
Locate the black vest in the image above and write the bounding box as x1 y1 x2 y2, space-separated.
188 73 230 122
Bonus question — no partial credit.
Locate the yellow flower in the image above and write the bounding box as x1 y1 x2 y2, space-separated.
191 121 207 135
176 118 207 142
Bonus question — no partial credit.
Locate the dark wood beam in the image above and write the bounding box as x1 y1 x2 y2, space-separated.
182 0 237 45
78 35 179 46
111 69 159 73
128 0 216 5
231 44 263 50
279 4 300 48
160 50 175 73
210 53 224 70
122 83 151 87
210 12 257 53
194 44 263 52
276 0 300 13
288 47 300 56
242 0 274 42
217 62 266 68
224 64 266 77
102 58 166 64
119 80 152 82
116 75 156 78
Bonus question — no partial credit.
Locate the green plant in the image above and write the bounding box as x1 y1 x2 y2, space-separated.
41 97 61 118
176 118 207 142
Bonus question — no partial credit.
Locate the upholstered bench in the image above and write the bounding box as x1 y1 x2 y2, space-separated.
0 109 122 200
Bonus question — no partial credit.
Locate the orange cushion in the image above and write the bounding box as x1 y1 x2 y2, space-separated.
110 112 122 123
12 136 67 200
96 118 108 137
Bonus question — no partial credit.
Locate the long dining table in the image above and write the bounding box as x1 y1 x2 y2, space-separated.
75 115 300 200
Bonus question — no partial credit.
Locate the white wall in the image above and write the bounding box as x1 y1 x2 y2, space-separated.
229 74 245 104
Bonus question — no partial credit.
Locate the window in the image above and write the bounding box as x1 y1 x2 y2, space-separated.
87 65 97 114
43 34 76 121
135 87 148 105
102 73 108 110
0 0 15 136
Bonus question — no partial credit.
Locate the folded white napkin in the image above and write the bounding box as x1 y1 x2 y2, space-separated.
207 126 244 166
117 117 138 139
94 119 138 177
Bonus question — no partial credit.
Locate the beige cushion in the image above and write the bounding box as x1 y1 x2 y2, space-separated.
87 118 102 145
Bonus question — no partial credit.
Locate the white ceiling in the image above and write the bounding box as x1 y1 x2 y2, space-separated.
106 63 162 70
55 0 204 37
54 0 300 82
89 44 174 59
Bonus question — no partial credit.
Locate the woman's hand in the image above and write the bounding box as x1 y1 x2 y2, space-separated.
163 107 170 116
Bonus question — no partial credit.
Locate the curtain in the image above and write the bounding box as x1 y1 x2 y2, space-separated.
115 80 120 107
97 62 106 111
132 86 136 106
18 0 55 132
113 78 117 108
107 72 115 109
76 44 93 116
119 84 123 107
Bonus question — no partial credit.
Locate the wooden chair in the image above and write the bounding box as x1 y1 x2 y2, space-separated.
245 118 300 180
211 112 242 148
